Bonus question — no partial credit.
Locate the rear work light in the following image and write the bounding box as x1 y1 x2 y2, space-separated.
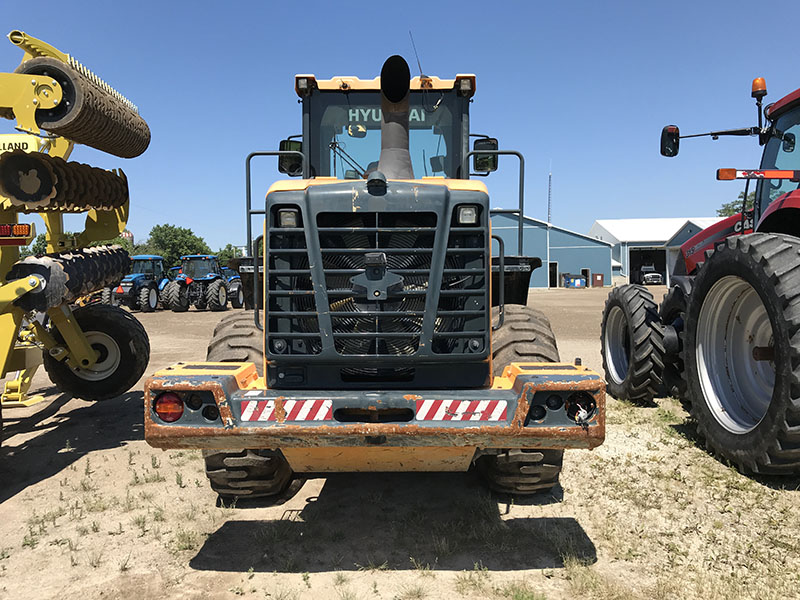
154 392 184 422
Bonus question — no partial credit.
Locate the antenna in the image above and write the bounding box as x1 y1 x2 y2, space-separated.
409 30 424 77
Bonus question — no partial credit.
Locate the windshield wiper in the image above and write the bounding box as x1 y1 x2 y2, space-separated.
329 141 367 178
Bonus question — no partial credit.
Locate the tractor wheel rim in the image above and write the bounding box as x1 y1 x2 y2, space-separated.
604 305 629 384
219 286 226 304
696 275 774 434
73 332 121 381
148 288 157 308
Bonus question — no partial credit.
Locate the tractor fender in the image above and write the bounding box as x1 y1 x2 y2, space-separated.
756 190 800 235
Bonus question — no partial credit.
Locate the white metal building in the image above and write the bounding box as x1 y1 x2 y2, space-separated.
588 217 723 286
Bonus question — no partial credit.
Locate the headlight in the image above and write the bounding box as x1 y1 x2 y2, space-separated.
278 208 300 228
457 205 479 225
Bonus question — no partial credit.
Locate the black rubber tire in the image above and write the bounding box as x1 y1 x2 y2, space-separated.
685 233 800 475
138 285 157 312
101 287 113 305
206 280 228 312
658 285 690 407
600 284 664 403
163 280 189 312
230 284 244 309
42 304 150 401
477 304 562 495
206 312 264 376
202 449 293 500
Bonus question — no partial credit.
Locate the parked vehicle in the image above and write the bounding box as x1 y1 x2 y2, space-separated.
221 266 244 308
639 265 663 286
600 77 800 475
162 255 230 312
104 255 170 312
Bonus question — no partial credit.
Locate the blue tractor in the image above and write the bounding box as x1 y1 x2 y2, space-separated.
221 266 245 308
162 255 243 311
103 255 171 312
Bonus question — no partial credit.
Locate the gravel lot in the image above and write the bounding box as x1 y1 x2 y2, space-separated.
1 288 798 600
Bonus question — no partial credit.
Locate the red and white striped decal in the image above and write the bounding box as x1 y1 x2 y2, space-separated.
415 399 507 422
240 399 332 422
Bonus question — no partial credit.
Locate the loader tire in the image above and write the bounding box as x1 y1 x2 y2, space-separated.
206 312 264 376
478 304 562 495
42 304 149 401
138 286 157 312
163 281 189 312
202 449 292 501
685 233 800 475
206 280 228 311
600 284 664 403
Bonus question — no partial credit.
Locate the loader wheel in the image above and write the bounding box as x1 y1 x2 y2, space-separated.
138 286 158 312
685 233 800 475
600 284 664 403
206 280 228 311
42 304 150 401
163 281 189 312
207 312 264 376
202 449 293 501
477 305 562 495
659 285 689 406
101 287 113 305
230 285 245 309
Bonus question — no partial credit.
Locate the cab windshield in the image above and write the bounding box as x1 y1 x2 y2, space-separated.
182 259 214 278
307 90 463 179
756 106 800 214
131 260 155 275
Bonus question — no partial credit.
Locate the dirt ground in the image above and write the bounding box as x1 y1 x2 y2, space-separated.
1 289 799 600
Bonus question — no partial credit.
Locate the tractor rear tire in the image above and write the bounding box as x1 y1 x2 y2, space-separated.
42 304 149 401
138 286 157 312
230 285 245 309
163 281 189 312
207 280 228 312
477 304 562 495
600 284 664 403
202 449 293 501
685 233 800 475
206 312 264 376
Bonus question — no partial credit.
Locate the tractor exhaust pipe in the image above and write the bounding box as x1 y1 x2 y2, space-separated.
377 55 414 179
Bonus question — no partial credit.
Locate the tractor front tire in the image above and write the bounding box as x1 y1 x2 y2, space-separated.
138 286 158 312
477 304 562 495
230 284 245 309
163 281 189 312
207 280 228 312
600 284 664 403
685 233 800 475
42 304 150 401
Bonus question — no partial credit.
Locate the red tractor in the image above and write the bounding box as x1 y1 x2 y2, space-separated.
601 77 800 475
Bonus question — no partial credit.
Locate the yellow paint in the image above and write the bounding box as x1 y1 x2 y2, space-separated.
490 362 600 389
296 74 474 94
282 446 476 472
152 361 259 388
266 178 487 195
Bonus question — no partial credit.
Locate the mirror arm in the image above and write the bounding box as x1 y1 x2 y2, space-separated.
680 127 758 140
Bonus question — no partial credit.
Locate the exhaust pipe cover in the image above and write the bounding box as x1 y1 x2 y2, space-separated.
377 55 414 180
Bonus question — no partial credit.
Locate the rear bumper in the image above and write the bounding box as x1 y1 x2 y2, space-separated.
144 362 605 451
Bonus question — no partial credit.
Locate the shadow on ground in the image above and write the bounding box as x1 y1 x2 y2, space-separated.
0 390 143 503
191 472 596 573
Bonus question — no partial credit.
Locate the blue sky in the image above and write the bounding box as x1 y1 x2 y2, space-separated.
3 0 798 250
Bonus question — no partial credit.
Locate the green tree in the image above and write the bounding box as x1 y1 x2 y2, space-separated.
216 243 241 266
145 224 211 267
718 191 755 217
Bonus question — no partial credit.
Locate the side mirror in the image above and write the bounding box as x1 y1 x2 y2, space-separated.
278 139 304 176
429 155 445 173
347 124 367 139
473 138 498 172
783 132 796 153
660 125 680 157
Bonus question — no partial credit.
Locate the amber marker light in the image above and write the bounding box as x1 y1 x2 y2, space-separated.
717 169 737 180
154 392 184 422
751 77 767 99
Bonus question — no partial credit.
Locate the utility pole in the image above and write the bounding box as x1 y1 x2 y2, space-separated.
546 165 552 289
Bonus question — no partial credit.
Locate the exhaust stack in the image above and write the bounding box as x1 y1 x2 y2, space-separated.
377 55 414 179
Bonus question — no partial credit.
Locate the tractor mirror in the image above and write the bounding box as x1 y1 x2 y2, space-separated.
783 132 796 153
347 123 367 138
473 138 498 172
429 155 445 173
660 125 680 157
278 139 303 176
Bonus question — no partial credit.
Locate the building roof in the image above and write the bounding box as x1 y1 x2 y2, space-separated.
590 217 723 244
492 213 613 246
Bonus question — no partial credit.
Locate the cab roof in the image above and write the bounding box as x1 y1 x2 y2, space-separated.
294 73 476 97
181 254 216 260
132 255 163 260
767 86 800 119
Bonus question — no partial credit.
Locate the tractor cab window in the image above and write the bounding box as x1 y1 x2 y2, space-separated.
308 90 463 179
757 106 800 214
131 260 155 275
182 259 214 278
